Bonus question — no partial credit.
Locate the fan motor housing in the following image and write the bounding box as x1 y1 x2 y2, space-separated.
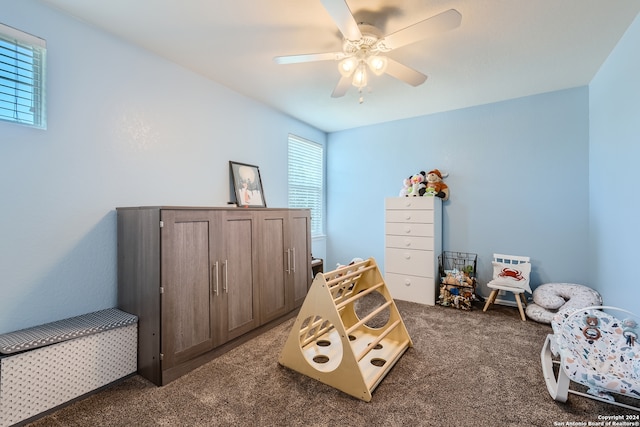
342 24 385 54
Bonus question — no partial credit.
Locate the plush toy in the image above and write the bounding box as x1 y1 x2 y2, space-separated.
335 257 364 271
439 286 451 306
442 269 473 287
426 169 449 201
399 177 411 197
411 172 426 196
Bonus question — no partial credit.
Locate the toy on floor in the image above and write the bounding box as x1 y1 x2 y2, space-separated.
525 283 602 323
279 258 412 402
438 251 478 310
541 305 640 411
335 257 364 270
439 268 475 310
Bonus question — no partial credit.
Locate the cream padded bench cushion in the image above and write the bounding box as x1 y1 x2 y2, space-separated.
525 283 602 324
0 308 137 354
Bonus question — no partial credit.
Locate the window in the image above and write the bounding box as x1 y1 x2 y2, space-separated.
288 134 324 237
0 23 46 129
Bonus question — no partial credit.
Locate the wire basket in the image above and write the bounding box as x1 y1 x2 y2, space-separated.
438 251 477 279
437 251 478 310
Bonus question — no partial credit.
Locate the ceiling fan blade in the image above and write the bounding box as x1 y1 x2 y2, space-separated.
381 9 462 51
385 58 427 87
320 0 362 41
331 75 352 98
274 51 346 65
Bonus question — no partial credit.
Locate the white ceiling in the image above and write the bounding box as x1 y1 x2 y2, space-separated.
39 0 640 132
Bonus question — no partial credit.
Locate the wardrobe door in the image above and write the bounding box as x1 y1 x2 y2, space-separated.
219 210 259 342
289 210 311 309
256 210 289 323
160 209 217 369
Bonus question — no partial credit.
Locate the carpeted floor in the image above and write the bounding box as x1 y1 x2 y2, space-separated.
27 300 637 427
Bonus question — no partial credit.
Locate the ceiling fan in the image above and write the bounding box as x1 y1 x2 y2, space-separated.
274 0 462 101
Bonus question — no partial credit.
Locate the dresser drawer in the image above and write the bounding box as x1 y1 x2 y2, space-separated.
386 197 436 210
385 273 437 306
385 248 434 277
386 209 434 224
385 222 435 237
385 235 433 250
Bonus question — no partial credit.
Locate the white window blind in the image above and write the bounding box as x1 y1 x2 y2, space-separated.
288 134 324 237
0 23 46 129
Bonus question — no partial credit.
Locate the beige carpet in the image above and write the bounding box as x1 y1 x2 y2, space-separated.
28 301 636 426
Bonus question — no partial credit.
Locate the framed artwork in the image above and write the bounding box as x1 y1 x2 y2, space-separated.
229 161 267 207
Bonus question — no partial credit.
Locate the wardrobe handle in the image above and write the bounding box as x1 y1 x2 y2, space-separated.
214 261 219 296
223 260 228 293
291 248 296 273
210 265 214 295
285 249 291 273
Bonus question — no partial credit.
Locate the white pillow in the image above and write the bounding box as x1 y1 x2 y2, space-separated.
488 261 532 293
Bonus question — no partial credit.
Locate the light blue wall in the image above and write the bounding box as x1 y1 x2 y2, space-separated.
327 87 591 298
589 14 640 310
2 1 637 334
0 0 325 333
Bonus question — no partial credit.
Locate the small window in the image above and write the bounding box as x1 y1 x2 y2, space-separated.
288 134 324 237
0 23 46 129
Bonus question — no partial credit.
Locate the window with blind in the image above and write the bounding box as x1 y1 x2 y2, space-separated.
288 134 324 237
0 23 46 129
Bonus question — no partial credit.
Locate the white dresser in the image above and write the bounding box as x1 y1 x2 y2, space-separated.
384 197 442 305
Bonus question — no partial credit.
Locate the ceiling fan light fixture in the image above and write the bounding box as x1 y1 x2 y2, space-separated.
275 3 462 101
338 57 357 77
351 62 368 88
367 55 388 76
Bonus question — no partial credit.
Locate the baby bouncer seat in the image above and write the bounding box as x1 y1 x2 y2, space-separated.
541 306 640 411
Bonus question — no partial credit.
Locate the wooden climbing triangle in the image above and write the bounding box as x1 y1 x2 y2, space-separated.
278 257 413 402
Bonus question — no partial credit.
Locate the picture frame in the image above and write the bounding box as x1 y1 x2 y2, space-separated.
229 161 267 208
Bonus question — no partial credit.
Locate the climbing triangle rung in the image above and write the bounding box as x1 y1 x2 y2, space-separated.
364 338 411 391
345 300 393 335
355 319 402 362
325 264 376 288
299 323 335 348
298 316 327 337
335 281 385 310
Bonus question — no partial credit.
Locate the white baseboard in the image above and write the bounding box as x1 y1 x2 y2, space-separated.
493 297 517 307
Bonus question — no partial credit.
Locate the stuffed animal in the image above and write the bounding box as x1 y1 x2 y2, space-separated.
426 169 449 201
335 257 364 271
399 177 411 197
442 269 473 287
403 171 426 197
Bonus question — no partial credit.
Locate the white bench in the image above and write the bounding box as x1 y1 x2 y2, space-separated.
0 308 137 427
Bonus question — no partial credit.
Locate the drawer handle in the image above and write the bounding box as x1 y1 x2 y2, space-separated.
405 214 411 220
404 227 411 234
404 279 411 286
404 239 411 247
404 253 411 260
